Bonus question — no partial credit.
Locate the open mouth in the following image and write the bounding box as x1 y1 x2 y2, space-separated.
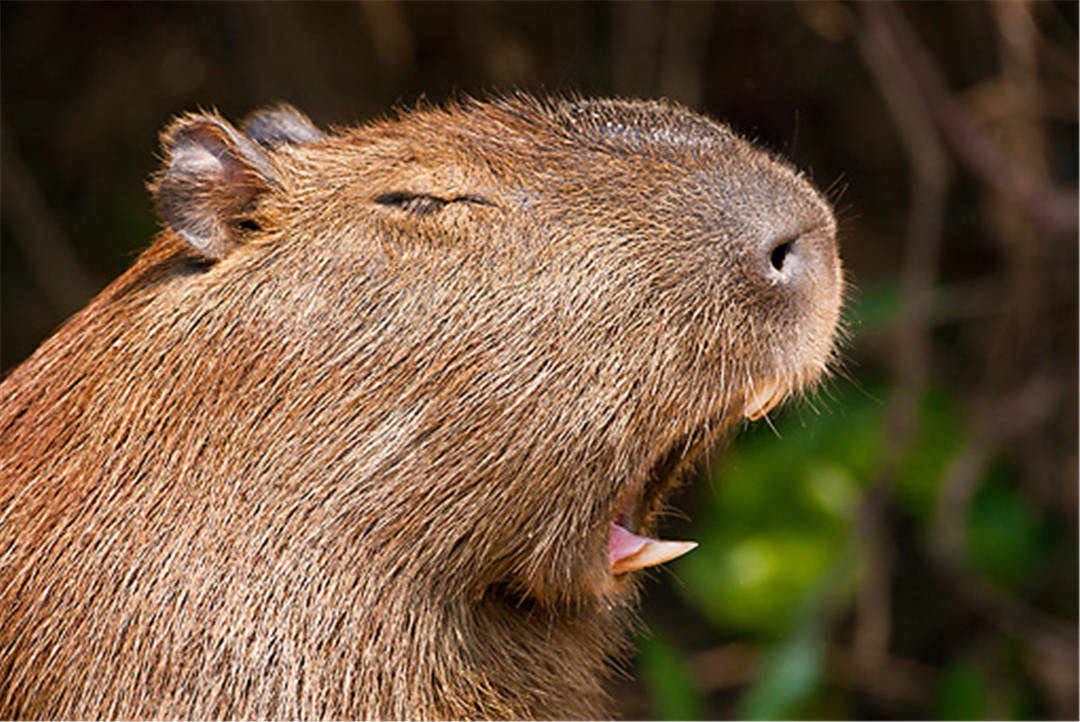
608 520 697 575
607 373 790 576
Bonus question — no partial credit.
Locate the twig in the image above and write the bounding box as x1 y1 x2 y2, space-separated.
853 4 952 672
930 375 1078 716
1 121 99 316
862 2 1078 237
689 642 934 705
859 6 1078 715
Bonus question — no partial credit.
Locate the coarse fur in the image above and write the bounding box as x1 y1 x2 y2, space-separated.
0 94 843 719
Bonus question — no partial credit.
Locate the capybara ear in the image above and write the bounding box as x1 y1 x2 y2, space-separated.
242 104 326 148
151 112 279 259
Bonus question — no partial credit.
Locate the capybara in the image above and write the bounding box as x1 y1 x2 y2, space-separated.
0 95 843 719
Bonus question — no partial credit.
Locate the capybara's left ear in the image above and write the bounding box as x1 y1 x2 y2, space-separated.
242 104 326 148
151 112 279 260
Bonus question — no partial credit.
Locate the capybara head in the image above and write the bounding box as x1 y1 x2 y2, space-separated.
0 95 843 719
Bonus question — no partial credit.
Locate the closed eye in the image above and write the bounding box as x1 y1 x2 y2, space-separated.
375 192 494 215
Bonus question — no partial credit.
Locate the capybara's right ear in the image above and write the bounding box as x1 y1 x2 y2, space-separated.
151 112 279 260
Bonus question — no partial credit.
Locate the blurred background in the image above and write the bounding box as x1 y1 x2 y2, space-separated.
2 2 1076 718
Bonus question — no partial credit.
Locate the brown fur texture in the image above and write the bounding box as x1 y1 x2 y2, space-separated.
0 95 843 719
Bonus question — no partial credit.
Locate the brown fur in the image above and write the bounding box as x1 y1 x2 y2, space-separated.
0 95 843 719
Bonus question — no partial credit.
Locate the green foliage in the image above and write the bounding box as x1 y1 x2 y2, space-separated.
637 629 706 720
736 574 837 720
662 367 1063 719
933 644 1044 720
847 281 902 332
739 633 824 720
676 382 883 636
935 660 991 720
894 390 968 522
965 463 1053 592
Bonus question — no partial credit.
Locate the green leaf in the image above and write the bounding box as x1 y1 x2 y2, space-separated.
677 381 883 635
894 389 968 521
847 282 902 331
935 660 990 720
966 464 1050 591
804 462 861 520
678 531 841 635
637 629 705 721
738 631 825 720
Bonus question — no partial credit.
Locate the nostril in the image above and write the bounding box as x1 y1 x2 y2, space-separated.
769 238 794 273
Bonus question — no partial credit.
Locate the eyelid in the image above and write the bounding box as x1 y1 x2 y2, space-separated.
375 192 494 215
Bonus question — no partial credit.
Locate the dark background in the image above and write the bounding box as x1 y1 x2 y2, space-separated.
2 2 1077 718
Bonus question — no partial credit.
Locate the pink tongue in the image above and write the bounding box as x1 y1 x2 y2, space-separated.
608 522 698 574
609 522 651 566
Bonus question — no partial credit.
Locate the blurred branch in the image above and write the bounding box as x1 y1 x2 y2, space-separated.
611 2 658 97
933 375 1062 574
689 642 758 690
658 2 713 109
1 120 98 315
858 5 1078 715
690 642 933 705
360 1 414 79
853 3 952 674
933 275 1075 326
931 375 1078 716
861 2 1078 238
892 4 1079 713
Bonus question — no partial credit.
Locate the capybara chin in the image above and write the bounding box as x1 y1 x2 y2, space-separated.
0 94 843 719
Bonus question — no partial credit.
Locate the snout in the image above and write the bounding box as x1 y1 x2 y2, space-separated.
730 204 843 419
766 233 800 280
761 222 839 297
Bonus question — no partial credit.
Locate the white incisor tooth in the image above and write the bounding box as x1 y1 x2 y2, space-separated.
611 539 698 574
744 376 787 420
